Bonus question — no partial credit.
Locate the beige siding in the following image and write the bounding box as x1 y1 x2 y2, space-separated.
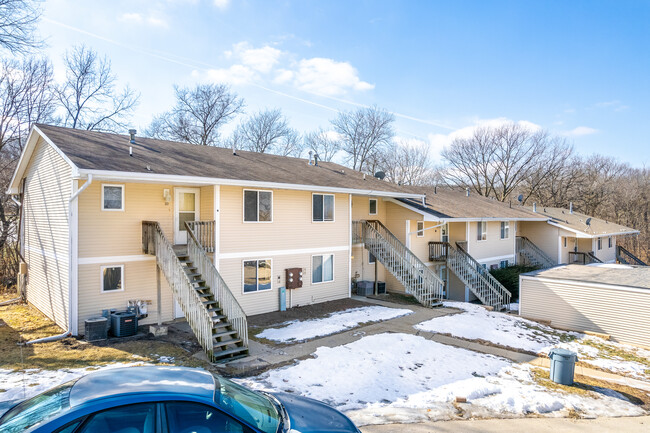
520 276 650 348
467 221 516 263
448 222 467 245
220 187 349 252
384 202 421 244
519 221 562 264
77 261 174 331
23 138 72 329
351 245 386 284
200 185 214 222
219 250 349 316
593 236 617 263
351 195 387 221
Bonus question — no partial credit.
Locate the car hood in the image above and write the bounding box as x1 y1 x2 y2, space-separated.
271 392 359 433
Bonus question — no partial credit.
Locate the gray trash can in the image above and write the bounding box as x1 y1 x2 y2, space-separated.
548 348 578 385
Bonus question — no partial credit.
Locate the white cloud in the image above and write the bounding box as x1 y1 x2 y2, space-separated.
293 58 374 96
119 12 168 28
274 69 294 84
206 64 256 85
233 42 282 73
593 100 629 112
213 0 230 10
562 126 598 137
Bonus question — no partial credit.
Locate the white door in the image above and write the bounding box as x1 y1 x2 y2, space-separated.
174 300 184 319
174 188 201 245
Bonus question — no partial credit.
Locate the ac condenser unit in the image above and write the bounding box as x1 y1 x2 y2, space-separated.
110 311 138 337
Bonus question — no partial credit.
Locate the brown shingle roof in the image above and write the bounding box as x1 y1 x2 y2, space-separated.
524 206 639 237
34 124 419 196
396 187 544 220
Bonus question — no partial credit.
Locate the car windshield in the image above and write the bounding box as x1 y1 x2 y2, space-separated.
0 380 74 432
213 376 280 433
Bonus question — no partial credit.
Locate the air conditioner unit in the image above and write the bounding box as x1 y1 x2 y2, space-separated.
84 317 108 342
110 311 138 337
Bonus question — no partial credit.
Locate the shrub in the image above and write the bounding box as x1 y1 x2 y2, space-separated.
489 265 538 301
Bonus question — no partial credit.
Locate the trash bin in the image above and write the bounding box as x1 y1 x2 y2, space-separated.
548 348 578 385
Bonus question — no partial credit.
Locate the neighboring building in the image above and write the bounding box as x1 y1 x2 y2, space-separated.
8 124 644 360
520 264 650 348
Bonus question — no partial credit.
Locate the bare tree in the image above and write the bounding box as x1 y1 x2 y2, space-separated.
0 0 43 55
381 139 433 186
442 122 572 201
304 128 340 162
330 105 394 171
147 83 244 146
235 108 297 154
56 45 139 132
276 129 304 157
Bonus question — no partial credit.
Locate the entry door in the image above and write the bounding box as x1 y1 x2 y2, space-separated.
174 188 201 245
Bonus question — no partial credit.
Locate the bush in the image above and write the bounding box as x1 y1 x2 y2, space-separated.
489 265 538 301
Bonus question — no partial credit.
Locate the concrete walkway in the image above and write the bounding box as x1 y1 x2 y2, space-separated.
360 415 650 433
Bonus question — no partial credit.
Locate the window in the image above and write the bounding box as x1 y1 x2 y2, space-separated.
608 236 613 248
243 259 272 293
102 184 124 210
597 237 602 250
416 221 424 237
563 237 568 248
243 190 272 222
368 251 376 264
77 403 156 433
312 194 334 222
101 265 123 292
441 224 449 242
500 260 509 269
500 222 509 239
165 402 255 433
477 221 487 241
312 254 334 283
369 198 377 215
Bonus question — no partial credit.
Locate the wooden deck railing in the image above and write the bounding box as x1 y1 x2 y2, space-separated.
429 241 448 261
142 221 215 358
185 221 248 346
186 221 215 253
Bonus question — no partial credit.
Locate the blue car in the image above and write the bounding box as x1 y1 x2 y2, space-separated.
0 366 360 433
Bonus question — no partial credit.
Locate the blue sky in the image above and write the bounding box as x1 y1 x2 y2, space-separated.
37 0 650 165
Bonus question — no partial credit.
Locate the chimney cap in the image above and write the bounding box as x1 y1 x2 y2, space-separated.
128 129 137 144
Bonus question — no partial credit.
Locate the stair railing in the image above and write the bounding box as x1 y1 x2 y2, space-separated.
186 221 215 253
569 251 601 265
616 245 647 266
185 222 248 346
516 236 555 268
359 220 444 304
142 221 215 358
449 241 511 310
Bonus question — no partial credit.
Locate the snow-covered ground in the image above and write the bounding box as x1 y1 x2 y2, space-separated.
415 302 650 381
240 333 645 425
255 306 413 343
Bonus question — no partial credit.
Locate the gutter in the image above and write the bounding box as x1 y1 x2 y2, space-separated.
23 174 94 345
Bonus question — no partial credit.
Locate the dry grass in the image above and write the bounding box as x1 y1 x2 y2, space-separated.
0 301 210 372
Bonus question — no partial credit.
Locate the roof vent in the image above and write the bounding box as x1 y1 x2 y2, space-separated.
232 143 237 156
569 202 573 214
363 173 366 180
314 153 319 166
466 187 470 197
308 150 313 166
374 171 385 180
422 193 426 207
128 129 136 144
434 186 437 194
533 202 537 212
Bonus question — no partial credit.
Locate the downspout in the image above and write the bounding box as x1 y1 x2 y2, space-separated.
24 174 93 345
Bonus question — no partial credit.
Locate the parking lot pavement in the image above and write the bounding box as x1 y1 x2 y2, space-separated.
360 416 650 433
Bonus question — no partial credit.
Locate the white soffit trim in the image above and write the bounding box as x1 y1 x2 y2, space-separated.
220 245 349 260
7 126 80 194
79 255 156 265
76 169 424 199
546 221 639 238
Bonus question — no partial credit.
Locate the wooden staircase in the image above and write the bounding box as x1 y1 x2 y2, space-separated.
516 236 555 269
616 245 647 266
430 241 511 311
353 220 444 307
143 221 248 363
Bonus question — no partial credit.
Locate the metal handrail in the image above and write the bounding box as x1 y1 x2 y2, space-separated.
516 236 555 268
185 221 248 346
142 221 215 358
616 245 647 266
569 251 601 265
186 221 215 253
357 220 444 305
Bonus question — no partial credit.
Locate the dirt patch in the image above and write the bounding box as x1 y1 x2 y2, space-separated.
366 292 421 306
247 298 371 328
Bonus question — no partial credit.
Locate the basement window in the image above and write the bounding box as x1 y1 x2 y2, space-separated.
313 254 334 283
313 194 334 222
244 190 272 222
243 259 272 293
477 221 487 241
369 198 377 215
102 184 124 211
101 265 124 292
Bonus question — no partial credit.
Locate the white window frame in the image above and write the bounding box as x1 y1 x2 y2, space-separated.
369 198 378 215
597 237 602 250
608 236 613 248
368 251 376 264
500 221 510 240
243 189 273 223
241 258 273 294
101 184 125 211
416 221 424 238
312 253 335 284
477 221 487 241
100 265 124 293
312 193 335 223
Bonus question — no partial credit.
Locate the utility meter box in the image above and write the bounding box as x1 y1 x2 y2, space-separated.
285 268 303 290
